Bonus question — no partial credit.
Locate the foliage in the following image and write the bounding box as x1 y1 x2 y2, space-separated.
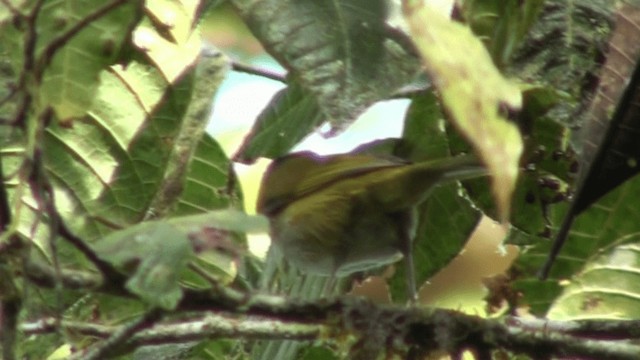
2 0 640 359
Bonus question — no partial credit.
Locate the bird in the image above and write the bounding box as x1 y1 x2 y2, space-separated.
256 150 487 301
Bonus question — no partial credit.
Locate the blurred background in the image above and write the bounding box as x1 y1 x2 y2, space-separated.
201 0 518 315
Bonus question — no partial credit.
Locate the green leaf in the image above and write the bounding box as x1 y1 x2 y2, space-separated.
234 81 325 163
547 242 640 320
92 210 267 308
8 2 209 263
403 1 523 222
462 0 545 68
395 93 450 159
148 50 232 217
0 0 247 356
233 0 420 131
167 209 269 234
4 0 229 280
450 112 575 238
0 2 14 23
170 210 267 289
93 222 193 310
134 0 201 83
38 0 142 123
41 60 192 245
509 0 614 129
173 133 240 215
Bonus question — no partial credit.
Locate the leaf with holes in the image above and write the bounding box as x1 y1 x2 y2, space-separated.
509 0 614 128
513 175 640 315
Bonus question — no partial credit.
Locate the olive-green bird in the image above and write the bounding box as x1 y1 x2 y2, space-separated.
257 151 486 301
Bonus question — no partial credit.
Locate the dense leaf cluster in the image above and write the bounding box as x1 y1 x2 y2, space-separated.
2 0 640 359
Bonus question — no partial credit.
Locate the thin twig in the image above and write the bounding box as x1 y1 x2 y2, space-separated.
23 261 104 290
57 220 126 283
27 127 126 285
389 82 432 99
0 267 20 360
229 60 427 100
0 149 11 233
23 0 46 72
230 61 286 82
0 150 19 360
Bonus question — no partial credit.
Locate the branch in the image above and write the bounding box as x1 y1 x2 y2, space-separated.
174 287 640 359
493 318 640 360
67 309 162 360
20 289 640 360
508 316 640 339
23 261 103 290
22 313 321 347
14 223 640 359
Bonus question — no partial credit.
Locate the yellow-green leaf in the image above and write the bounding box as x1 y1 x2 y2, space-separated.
402 0 523 222
134 0 201 83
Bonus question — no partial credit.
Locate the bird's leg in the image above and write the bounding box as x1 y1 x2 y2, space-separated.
402 242 418 304
395 210 418 304
322 272 338 297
